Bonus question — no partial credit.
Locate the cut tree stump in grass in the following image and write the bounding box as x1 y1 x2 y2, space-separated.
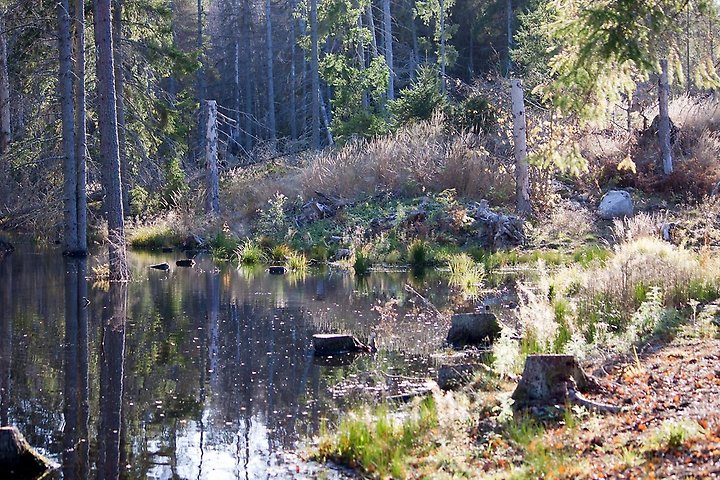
0 426 57 478
312 334 374 356
512 355 621 413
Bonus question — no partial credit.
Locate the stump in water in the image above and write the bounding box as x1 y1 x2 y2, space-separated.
446 313 501 349
312 334 373 355
268 266 287 275
0 426 56 478
512 355 621 413
150 262 170 271
176 259 195 268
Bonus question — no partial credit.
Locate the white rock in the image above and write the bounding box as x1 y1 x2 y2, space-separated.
598 190 634 219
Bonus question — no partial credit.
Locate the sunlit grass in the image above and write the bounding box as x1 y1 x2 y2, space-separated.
128 224 180 249
235 239 267 265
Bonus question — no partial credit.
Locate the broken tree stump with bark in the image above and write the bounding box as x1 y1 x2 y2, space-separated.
312 334 375 356
0 426 57 477
512 354 621 413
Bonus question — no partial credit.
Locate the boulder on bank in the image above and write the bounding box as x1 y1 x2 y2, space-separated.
446 312 501 349
598 190 634 220
0 426 57 478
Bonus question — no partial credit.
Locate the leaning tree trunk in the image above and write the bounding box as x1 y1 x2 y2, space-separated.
511 79 531 215
658 59 673 175
74 0 88 253
59 0 79 254
93 0 128 281
112 0 129 215
0 9 10 155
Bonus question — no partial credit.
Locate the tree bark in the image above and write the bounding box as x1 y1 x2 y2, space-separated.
290 0 298 140
383 0 394 101
74 0 88 253
0 9 10 155
205 100 220 215
366 4 379 58
241 0 253 153
505 0 513 76
196 0 206 161
439 0 446 93
265 0 276 143
112 0 129 214
93 0 128 281
511 79 531 215
310 0 320 149
59 0 79 253
658 59 673 175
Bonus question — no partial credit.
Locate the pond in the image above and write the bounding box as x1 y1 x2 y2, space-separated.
0 246 478 479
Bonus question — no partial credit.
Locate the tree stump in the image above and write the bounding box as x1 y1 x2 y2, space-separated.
268 266 287 275
512 355 621 413
312 334 371 355
175 259 195 268
446 313 501 349
150 262 170 270
0 426 56 477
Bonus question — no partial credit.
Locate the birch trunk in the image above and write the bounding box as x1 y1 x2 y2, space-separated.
0 10 9 155
658 59 673 175
112 0 129 214
382 0 394 100
310 0 320 149
74 0 88 253
93 0 128 281
265 0 276 143
59 0 79 253
511 79 531 215
205 100 220 215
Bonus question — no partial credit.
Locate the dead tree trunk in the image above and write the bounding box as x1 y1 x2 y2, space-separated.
383 0 394 101
205 100 220 215
511 79 531 215
265 0 276 143
74 0 88 253
658 59 673 175
0 9 10 155
310 0 320 149
112 0 130 214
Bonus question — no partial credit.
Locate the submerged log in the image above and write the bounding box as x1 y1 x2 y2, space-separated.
512 355 621 413
312 334 374 356
0 426 57 477
176 259 195 268
150 262 170 271
446 313 501 349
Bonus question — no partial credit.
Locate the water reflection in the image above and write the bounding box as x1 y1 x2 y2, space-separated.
62 258 90 480
1 249 456 479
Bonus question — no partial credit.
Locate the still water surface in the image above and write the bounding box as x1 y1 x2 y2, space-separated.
0 247 453 479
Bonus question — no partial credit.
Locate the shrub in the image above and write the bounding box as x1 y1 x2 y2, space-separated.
408 239 430 271
353 250 372 276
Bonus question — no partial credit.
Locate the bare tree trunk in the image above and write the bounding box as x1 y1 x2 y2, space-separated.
60 0 79 254
290 0 298 140
410 0 418 80
93 0 128 281
0 10 9 155
310 0 320 149
382 0 394 101
112 0 129 214
205 100 220 215
686 2 691 93
506 0 513 76
658 59 673 175
196 0 206 161
511 79 531 215
74 0 88 253
439 0 446 93
241 0 253 153
366 4 379 58
320 89 334 147
265 0 276 143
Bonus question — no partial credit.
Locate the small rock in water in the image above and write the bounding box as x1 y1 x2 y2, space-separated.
161 247 173 253
176 259 195 268
268 265 287 275
150 262 170 271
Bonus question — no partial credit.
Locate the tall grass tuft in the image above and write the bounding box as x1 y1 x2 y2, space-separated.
314 396 438 479
447 253 485 296
129 224 180 249
235 240 267 265
407 239 430 272
286 251 309 272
